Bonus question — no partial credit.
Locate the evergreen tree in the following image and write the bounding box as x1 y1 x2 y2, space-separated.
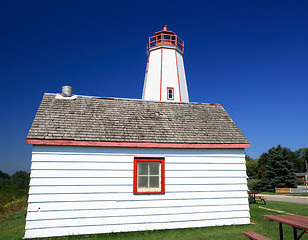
254 145 297 192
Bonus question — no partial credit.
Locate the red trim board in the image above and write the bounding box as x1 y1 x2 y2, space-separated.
26 139 250 149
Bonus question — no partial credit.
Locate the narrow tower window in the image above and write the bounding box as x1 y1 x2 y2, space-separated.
167 87 174 100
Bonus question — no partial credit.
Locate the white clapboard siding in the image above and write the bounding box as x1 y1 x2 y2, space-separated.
167 156 245 163
24 217 249 238
29 184 248 194
31 154 132 162
27 204 249 220
31 162 245 171
32 145 245 155
30 169 246 178
166 177 247 184
25 146 250 238
32 155 245 164
31 162 133 170
30 177 246 186
27 197 249 212
26 211 250 229
167 163 246 171
30 170 133 178
28 191 248 203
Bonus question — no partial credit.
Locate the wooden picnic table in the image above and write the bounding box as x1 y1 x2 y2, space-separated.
248 192 266 204
248 192 257 203
262 214 308 240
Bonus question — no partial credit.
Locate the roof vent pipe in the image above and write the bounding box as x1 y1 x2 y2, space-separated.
62 86 73 97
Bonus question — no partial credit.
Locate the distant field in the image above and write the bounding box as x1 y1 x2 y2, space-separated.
1 201 308 240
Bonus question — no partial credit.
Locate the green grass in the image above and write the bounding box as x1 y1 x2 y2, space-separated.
1 201 308 240
0 210 27 240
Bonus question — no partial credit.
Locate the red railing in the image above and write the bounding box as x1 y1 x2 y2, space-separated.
147 33 184 53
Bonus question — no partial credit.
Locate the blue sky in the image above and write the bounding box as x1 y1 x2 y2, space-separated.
1 1 307 174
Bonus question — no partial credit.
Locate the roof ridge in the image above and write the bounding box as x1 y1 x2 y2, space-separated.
45 93 221 106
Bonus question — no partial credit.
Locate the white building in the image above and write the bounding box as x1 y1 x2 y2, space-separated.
25 26 250 238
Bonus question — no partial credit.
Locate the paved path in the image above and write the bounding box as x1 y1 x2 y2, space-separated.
261 194 308 204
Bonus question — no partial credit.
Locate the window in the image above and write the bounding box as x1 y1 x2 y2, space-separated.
167 87 174 100
134 157 165 194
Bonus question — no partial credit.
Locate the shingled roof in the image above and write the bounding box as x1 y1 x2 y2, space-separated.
27 94 249 146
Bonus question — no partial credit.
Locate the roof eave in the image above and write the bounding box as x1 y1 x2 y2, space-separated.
26 139 250 149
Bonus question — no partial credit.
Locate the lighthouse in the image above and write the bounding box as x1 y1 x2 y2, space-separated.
142 25 189 102
25 25 251 238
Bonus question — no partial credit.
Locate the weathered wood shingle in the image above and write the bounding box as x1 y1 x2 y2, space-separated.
27 94 249 144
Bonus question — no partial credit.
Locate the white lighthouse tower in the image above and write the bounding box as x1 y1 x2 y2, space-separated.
142 25 189 102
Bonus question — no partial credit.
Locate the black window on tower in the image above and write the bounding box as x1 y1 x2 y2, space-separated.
167 87 174 100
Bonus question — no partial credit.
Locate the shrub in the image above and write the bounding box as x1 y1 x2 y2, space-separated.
297 181 305 186
0 186 28 215
2 196 28 214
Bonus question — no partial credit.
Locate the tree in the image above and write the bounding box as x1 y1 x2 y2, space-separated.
295 148 308 172
0 171 10 179
0 170 11 189
256 146 303 178
256 152 268 179
245 155 258 178
287 148 305 173
254 145 297 192
257 165 267 179
10 171 30 190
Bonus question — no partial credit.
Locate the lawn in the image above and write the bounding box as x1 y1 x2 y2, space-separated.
1 201 308 240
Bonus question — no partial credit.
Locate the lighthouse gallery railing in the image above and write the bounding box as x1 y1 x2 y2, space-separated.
147 33 184 53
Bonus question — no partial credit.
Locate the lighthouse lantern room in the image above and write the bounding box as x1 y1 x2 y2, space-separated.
142 25 189 102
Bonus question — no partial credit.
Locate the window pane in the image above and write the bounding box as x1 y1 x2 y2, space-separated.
138 176 148 188
138 162 148 175
168 89 173 99
150 162 160 175
150 176 159 188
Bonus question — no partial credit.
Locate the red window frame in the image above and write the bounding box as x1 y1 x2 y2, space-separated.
133 157 165 195
167 87 174 100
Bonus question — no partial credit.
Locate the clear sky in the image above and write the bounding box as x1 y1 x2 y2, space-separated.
1 1 307 175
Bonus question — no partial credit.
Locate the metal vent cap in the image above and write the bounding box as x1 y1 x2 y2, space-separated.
62 86 73 97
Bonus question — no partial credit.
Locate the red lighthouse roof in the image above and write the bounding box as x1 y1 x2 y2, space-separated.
147 25 184 53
